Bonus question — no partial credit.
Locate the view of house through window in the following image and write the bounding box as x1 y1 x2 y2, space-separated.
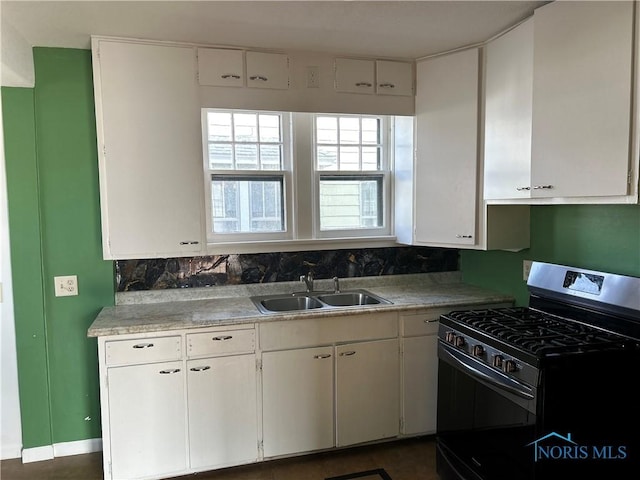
203 109 391 243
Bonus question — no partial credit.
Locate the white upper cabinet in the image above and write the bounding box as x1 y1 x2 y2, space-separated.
414 48 479 246
334 58 375 94
484 18 534 200
531 1 634 198
197 48 244 87
197 49 289 89
92 39 205 259
246 51 289 89
376 60 414 96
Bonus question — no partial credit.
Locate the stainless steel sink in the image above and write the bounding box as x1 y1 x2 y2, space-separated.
251 289 391 314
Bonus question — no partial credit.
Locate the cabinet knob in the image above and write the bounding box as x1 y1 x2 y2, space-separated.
249 75 268 82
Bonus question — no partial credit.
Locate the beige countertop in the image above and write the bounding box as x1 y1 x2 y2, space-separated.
87 272 514 337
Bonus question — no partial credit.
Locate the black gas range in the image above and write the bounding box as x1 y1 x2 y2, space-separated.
436 262 640 480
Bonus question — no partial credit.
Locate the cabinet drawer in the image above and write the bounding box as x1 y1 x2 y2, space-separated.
402 311 442 337
105 336 182 366
187 329 255 357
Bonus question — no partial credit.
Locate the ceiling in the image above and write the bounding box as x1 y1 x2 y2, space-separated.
1 0 548 60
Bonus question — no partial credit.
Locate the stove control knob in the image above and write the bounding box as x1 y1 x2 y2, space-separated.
445 331 456 344
455 336 466 348
503 360 518 373
493 355 504 369
472 345 485 357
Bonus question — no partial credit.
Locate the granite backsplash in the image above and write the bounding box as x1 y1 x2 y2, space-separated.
115 246 459 292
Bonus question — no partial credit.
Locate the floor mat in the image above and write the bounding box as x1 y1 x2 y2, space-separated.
325 468 392 480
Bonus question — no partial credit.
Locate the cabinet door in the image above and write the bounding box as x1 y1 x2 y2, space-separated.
334 58 375 94
414 48 479 246
197 48 244 87
262 346 334 457
484 18 534 200
402 335 438 435
376 60 414 96
107 361 186 479
531 1 633 198
336 339 399 446
94 40 204 259
246 51 289 89
187 355 258 469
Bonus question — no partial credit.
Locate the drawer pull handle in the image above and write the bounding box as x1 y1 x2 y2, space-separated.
249 75 268 82
378 83 396 89
132 343 154 349
221 74 241 80
423 319 439 323
190 366 211 372
159 369 180 375
179 241 200 245
516 186 531 191
355 82 373 88
340 351 357 357
533 184 554 190
212 335 233 341
314 354 332 359
456 235 473 239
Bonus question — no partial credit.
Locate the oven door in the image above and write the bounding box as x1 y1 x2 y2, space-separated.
436 340 537 480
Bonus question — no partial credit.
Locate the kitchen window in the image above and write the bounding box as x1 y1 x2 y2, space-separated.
202 109 395 247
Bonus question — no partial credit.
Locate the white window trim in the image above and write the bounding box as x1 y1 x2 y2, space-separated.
201 110 398 252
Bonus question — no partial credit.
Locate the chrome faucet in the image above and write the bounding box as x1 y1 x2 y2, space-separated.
333 276 341 293
300 272 314 293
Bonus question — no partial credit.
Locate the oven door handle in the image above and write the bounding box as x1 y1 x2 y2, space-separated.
439 341 535 400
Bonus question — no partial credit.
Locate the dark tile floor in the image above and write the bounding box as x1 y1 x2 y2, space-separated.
1 437 437 480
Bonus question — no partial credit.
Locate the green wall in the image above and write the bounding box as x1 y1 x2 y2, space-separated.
461 205 640 306
3 48 115 448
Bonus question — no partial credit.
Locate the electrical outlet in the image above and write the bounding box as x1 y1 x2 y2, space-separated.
523 260 533 281
54 275 78 297
306 66 320 88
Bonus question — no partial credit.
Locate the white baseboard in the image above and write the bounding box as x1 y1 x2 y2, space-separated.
1 443 23 460
22 438 102 463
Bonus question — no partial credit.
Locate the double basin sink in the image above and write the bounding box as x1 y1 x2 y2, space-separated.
251 289 392 314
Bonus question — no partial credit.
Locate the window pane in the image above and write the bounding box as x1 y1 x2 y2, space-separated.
207 112 232 142
339 117 360 144
209 144 233 169
316 116 338 143
319 176 382 230
235 144 258 169
317 146 338 170
259 114 281 142
361 118 380 144
339 146 360 170
234 113 258 142
211 175 284 233
362 147 380 170
260 145 282 170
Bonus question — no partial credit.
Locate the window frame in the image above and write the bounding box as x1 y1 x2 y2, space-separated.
202 109 293 244
312 114 393 239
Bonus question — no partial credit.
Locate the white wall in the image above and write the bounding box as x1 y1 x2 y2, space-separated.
0 11 35 88
0 90 23 459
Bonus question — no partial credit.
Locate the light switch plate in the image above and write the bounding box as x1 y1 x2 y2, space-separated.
54 275 78 297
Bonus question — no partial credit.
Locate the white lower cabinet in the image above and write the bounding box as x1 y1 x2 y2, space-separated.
107 361 187 480
187 354 258 469
262 346 335 457
336 339 399 446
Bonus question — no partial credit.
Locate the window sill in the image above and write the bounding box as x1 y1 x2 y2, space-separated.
205 236 400 255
